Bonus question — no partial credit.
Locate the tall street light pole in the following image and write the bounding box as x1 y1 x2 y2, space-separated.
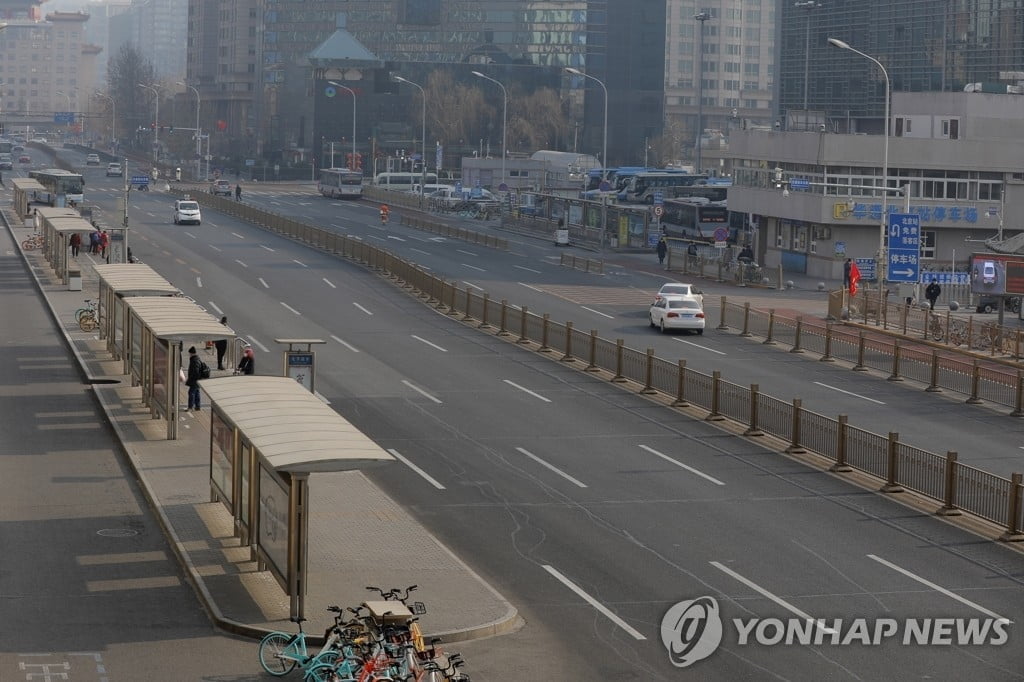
392 76 425 207
694 12 711 175
796 1 820 115
471 71 507 192
92 91 116 151
828 38 890 303
564 67 607 182
138 83 160 164
328 80 358 175
178 81 201 180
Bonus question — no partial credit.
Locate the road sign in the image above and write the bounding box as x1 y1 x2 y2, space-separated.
653 191 664 205
886 213 921 283
653 205 664 217
54 112 74 124
855 257 877 281
713 227 729 242
789 178 810 191
130 175 149 186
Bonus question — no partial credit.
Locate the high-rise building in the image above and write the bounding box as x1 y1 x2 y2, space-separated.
109 0 186 82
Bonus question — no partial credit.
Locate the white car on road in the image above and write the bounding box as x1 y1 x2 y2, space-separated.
649 295 706 334
173 199 202 225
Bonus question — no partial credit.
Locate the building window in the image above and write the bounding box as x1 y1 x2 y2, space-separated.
920 230 935 259
402 0 441 25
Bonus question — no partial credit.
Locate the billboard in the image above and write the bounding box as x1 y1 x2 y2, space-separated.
969 253 1024 295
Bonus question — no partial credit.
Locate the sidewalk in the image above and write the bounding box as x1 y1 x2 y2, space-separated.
5 207 519 643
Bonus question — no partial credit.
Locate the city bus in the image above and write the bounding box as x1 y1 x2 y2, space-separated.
0 140 12 155
318 168 364 199
29 168 85 207
581 166 651 199
373 171 438 189
621 171 708 203
660 198 730 239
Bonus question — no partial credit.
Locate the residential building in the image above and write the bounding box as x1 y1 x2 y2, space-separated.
109 0 186 82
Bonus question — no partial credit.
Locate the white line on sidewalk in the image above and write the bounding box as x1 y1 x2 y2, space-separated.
247 336 270 353
514 265 542 274
867 555 1011 623
519 282 543 292
258 278 269 289
412 335 448 352
503 380 552 403
280 302 301 315
323 278 336 289
638 445 725 486
541 565 646 640
411 248 431 256
581 306 615 319
330 335 359 352
461 263 486 272
196 276 202 288
402 379 442 404
260 245 275 252
456 249 478 257
231 232 245 239
516 447 587 488
208 301 224 316
353 302 374 316
387 449 446 490
814 382 886 405
710 561 836 635
463 281 483 291
674 338 726 355
235 259 248 268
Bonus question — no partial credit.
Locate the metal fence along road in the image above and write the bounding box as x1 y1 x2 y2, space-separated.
171 189 1024 543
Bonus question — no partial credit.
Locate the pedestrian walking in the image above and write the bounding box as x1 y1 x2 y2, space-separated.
214 316 229 370
99 230 109 258
185 346 203 411
656 235 668 266
69 232 81 257
843 258 852 288
235 183 242 201
235 347 255 375
89 229 100 254
925 278 942 310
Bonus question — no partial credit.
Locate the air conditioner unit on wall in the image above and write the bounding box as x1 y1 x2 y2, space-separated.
776 233 784 247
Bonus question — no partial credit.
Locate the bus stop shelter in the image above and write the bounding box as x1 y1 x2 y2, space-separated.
38 212 95 285
201 376 395 619
122 295 237 439
11 177 46 223
94 263 181 364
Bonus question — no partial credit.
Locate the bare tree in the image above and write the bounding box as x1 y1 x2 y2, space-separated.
648 116 686 167
424 71 495 155
507 87 569 152
107 43 157 144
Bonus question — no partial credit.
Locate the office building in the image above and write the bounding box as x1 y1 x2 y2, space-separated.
109 0 186 82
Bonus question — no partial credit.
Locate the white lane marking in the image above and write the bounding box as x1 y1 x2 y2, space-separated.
515 447 587 488
208 301 224 316
314 391 331 405
323 278 336 289
674 338 727 355
353 302 374 316
235 259 248 268
514 265 542 274
184 231 197 239
411 248 431 256
401 379 442 404
330 335 360 352
503 379 551 403
260 244 275 252
388 448 446 490
293 259 307 268
463 281 484 291
638 444 725 486
281 302 301 315
710 561 836 635
196 276 202 288
256 278 269 289
519 282 543 292
412 335 448 352
541 565 646 640
408 235 430 243
462 263 486 272
247 336 270 353
231 232 245 239
387 235 407 242
581 306 614 319
813 382 886 405
456 249 478 257
867 555 1011 623
368 235 386 242
210 245 222 253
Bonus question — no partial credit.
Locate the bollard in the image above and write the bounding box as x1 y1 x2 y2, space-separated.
830 415 852 472
612 339 626 382
540 314 552 352
479 293 491 328
673 359 689 407
562 322 576 362
900 301 909 335
790 317 804 353
745 384 764 436
966 315 974 350
740 302 753 337
936 452 961 516
1000 473 1024 541
1016 330 1022 360
926 349 941 392
449 281 460 315
880 432 905 493
707 371 725 420
717 295 728 331
716 259 724 283
518 305 530 343
763 310 777 345
498 299 510 335
462 287 473 321
786 399 806 453
820 322 836 362
586 330 599 371
887 339 903 381
966 359 982 404
1013 371 1024 417
641 348 657 394
853 331 868 371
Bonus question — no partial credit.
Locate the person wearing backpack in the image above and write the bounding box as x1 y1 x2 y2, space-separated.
185 346 205 411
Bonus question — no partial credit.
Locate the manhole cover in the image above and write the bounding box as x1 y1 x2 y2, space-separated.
96 528 139 537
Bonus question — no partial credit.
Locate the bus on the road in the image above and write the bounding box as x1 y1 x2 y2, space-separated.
318 168 364 199
621 171 708 203
660 198 730 239
373 171 438 189
29 168 84 207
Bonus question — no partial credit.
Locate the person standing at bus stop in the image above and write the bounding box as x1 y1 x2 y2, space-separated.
656 235 668 267
69 232 81 257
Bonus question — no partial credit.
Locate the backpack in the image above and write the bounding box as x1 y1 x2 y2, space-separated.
199 360 211 379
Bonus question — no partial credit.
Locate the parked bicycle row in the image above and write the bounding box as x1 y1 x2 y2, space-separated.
258 585 470 682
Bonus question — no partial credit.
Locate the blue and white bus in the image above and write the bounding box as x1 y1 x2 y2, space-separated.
318 168 363 199
373 171 438 189
621 172 708 203
661 198 730 239
29 168 85 207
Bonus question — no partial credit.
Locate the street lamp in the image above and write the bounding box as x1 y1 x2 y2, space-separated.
471 71 507 191
694 12 711 175
565 67 607 183
328 80 358 176
138 83 160 162
56 90 72 140
796 1 820 115
92 91 116 150
828 37 891 299
177 81 201 180
392 76 425 205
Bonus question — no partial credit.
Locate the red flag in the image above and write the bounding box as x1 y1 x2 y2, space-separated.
848 261 861 297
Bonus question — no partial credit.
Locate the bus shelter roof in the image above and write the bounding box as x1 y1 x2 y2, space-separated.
11 177 46 191
44 216 94 233
33 206 80 220
123 295 235 344
95 263 181 297
200 376 395 473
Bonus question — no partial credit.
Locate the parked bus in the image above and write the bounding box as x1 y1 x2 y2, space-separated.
669 179 730 203
318 168 363 199
0 140 12 155
373 171 438 189
660 198 730 239
621 172 708 203
29 168 85 207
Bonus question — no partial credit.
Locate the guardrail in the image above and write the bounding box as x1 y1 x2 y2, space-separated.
160 191 1024 540
665 246 782 289
399 214 508 250
558 253 603 274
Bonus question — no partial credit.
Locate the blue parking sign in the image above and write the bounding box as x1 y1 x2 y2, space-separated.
886 213 921 282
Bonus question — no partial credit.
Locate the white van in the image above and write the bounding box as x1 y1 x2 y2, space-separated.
428 187 498 207
410 183 455 196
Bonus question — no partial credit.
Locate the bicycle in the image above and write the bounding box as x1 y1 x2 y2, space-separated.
76 299 99 332
257 611 344 678
21 233 44 250
926 312 945 342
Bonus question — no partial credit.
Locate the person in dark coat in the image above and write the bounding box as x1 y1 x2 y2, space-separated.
214 316 229 370
236 347 255 375
185 346 203 411
69 232 81 257
656 235 668 265
843 258 852 288
925 278 941 310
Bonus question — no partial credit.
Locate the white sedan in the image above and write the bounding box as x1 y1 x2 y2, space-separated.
655 282 703 304
650 296 706 334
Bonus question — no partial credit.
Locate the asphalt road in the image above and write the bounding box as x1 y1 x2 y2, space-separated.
22 152 1018 679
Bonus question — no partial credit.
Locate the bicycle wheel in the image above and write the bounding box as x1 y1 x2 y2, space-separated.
21 239 36 250
258 632 298 676
306 661 346 682
78 315 98 333
75 308 94 322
